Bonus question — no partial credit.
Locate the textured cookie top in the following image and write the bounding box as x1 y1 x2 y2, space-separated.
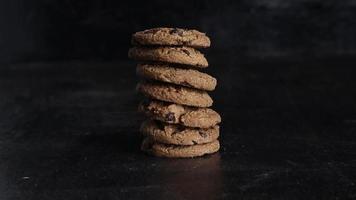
136 82 213 107
128 46 208 67
139 100 221 128
140 120 219 146
141 138 220 158
137 63 217 91
132 27 210 48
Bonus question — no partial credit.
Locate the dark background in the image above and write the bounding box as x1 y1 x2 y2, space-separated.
1 1 356 199
1 0 356 63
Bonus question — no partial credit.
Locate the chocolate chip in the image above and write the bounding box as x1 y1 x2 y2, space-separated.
169 28 184 36
169 28 178 34
172 125 185 135
165 112 176 122
182 49 190 56
199 131 208 138
182 41 189 45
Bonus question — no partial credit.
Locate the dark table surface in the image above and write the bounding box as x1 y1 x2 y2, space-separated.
0 58 355 199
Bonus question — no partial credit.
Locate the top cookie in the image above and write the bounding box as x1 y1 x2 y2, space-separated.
132 27 210 48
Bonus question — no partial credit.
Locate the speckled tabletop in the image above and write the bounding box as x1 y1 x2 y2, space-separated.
0 59 355 199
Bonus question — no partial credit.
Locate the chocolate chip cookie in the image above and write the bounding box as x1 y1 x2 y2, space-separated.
141 137 220 158
128 46 208 67
132 27 210 48
136 82 213 107
138 100 221 128
136 63 217 91
141 120 219 145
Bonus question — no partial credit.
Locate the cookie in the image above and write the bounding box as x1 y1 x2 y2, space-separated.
141 138 220 158
140 120 219 145
136 82 213 107
128 46 208 67
136 63 217 91
139 100 221 128
131 27 210 48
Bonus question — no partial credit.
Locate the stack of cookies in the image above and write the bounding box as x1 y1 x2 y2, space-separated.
128 27 221 158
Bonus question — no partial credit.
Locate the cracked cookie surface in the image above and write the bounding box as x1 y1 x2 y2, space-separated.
128 46 208 67
131 27 210 48
141 137 220 158
136 82 213 107
138 100 220 128
140 120 219 145
136 63 217 91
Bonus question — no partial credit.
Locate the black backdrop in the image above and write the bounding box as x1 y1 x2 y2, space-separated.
1 1 356 198
1 0 356 63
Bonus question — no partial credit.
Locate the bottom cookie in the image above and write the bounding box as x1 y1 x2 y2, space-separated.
141 138 220 158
